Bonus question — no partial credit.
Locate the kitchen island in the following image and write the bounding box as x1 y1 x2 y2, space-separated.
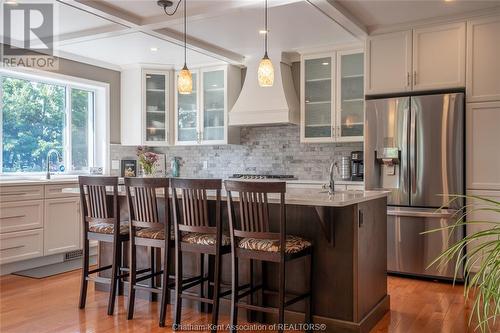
66 185 388 333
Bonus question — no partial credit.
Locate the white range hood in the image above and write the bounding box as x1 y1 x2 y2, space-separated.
229 51 299 126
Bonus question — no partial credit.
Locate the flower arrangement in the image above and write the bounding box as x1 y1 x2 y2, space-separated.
136 146 159 176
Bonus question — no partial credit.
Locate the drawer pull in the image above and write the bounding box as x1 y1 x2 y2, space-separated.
0 245 25 251
0 215 25 220
1 192 29 196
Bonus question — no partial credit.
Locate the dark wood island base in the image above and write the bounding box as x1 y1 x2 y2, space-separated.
94 190 388 333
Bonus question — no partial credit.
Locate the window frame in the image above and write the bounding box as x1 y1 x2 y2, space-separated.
0 68 109 175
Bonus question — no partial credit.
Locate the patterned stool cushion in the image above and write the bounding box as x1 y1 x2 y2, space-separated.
135 228 169 240
181 233 230 246
89 222 129 235
237 235 311 254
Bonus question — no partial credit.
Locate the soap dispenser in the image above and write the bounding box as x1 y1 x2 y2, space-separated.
171 157 180 178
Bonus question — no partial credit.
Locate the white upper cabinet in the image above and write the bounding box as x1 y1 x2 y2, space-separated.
412 22 466 91
365 22 466 94
121 67 173 146
365 30 412 95
466 101 500 190
174 65 241 145
301 53 335 142
467 15 500 102
336 50 364 142
301 49 364 143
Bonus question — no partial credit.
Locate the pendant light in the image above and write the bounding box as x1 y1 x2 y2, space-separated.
178 0 192 94
257 0 274 87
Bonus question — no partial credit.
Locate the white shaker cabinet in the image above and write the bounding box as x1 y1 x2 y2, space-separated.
121 66 173 146
466 102 500 190
365 22 466 94
412 22 466 91
467 15 500 102
44 197 81 256
365 30 412 95
466 190 500 273
0 230 44 265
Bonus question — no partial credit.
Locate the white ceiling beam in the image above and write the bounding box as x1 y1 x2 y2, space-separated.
306 0 367 40
149 28 245 65
55 25 130 46
56 0 245 64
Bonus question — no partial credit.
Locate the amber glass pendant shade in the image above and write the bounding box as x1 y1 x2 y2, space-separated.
178 65 193 94
258 54 274 87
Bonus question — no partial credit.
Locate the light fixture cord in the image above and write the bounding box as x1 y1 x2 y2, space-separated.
184 0 187 67
264 0 268 57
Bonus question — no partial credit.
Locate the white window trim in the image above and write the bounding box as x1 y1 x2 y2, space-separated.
0 67 110 175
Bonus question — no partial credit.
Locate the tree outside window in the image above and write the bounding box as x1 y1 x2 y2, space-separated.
1 74 95 173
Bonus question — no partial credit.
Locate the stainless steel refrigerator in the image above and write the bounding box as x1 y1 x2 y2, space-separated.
365 92 465 279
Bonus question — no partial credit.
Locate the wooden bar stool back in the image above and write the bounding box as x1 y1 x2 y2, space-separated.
171 178 231 332
224 180 313 333
124 177 173 327
78 176 128 316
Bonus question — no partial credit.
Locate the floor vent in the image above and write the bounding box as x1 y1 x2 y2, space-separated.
64 249 83 261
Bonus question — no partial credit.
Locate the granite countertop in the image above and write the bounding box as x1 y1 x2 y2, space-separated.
0 176 79 186
62 186 386 207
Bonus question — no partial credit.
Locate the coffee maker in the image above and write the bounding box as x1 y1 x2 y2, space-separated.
350 151 364 181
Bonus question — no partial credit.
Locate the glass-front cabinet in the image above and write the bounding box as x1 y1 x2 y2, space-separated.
144 71 169 144
202 69 225 142
337 50 364 142
121 67 171 146
177 72 198 143
175 65 239 145
300 49 364 143
301 54 334 142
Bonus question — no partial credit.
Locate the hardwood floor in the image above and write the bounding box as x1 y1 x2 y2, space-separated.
0 269 497 332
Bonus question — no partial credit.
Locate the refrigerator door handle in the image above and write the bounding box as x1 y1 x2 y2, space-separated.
410 105 417 195
387 208 456 218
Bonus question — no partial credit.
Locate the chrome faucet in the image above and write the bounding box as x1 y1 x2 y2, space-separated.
328 161 338 194
45 149 62 180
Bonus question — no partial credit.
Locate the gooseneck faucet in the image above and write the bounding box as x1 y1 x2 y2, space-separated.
328 161 338 194
46 149 62 180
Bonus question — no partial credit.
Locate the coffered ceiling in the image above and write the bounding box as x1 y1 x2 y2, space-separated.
3 0 498 70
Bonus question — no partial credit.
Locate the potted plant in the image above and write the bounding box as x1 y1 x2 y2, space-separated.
136 146 159 177
428 194 500 332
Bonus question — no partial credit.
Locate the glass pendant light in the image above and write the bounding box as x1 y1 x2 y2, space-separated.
258 0 274 87
178 0 192 94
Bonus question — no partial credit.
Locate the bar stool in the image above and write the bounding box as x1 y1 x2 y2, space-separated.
78 176 128 315
125 177 174 327
224 180 314 333
170 178 231 333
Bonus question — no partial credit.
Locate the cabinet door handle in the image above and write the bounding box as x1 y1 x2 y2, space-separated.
331 126 335 137
0 245 24 251
358 210 364 228
413 71 417 86
407 72 410 87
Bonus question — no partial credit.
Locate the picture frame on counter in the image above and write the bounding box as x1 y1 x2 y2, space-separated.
121 160 137 177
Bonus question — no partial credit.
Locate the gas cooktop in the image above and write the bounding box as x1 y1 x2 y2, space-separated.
230 174 297 180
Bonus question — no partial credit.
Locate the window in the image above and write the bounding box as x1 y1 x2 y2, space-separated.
1 72 98 174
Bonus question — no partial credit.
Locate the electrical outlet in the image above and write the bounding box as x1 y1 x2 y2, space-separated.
111 160 120 170
203 161 208 170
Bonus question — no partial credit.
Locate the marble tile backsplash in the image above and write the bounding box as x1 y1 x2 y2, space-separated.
110 125 363 181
